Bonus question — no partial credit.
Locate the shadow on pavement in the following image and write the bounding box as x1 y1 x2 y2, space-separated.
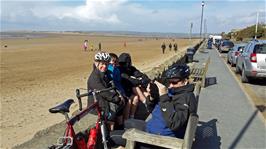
205 77 217 88
192 119 221 149
228 110 259 149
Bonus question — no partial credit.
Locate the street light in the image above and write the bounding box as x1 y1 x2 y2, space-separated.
200 1 205 39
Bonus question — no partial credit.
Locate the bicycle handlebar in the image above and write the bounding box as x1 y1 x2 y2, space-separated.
76 87 115 111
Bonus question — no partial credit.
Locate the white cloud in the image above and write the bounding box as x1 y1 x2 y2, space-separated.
29 0 126 24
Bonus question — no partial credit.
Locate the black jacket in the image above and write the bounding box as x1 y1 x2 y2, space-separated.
87 65 121 111
119 65 150 96
161 84 197 131
147 84 197 132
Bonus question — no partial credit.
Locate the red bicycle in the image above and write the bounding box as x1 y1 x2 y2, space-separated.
48 87 114 149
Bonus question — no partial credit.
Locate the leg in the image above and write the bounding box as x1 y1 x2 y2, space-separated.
133 87 146 103
123 100 131 120
129 95 139 118
108 121 115 131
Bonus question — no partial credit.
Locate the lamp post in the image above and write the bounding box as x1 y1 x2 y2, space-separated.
255 12 259 39
190 22 193 45
200 1 205 39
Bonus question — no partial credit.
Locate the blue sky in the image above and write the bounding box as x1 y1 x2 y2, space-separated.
1 0 265 33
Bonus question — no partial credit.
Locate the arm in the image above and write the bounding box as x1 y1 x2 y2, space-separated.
121 73 142 87
131 66 151 87
188 93 197 114
88 75 121 104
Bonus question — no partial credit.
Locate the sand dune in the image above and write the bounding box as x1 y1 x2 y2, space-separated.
0 33 198 148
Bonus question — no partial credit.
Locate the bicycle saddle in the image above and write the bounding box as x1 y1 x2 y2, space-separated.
49 99 74 114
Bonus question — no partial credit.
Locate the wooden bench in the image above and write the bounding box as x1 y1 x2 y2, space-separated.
122 82 202 149
190 57 210 88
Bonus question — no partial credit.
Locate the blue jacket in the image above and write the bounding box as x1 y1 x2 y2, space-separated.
146 104 176 137
107 64 126 96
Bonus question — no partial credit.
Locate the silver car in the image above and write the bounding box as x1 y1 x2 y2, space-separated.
227 43 246 67
218 40 234 53
236 40 266 83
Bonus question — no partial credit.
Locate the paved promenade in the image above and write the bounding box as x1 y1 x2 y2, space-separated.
192 47 266 149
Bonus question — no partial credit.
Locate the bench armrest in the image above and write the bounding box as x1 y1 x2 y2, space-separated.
183 113 199 149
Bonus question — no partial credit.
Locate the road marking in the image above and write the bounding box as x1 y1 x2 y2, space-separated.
215 48 266 124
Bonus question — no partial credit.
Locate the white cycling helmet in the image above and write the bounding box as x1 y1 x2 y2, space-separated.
94 52 111 62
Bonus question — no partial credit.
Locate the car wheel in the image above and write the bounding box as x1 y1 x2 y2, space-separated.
227 58 230 64
241 68 249 83
231 62 235 67
235 65 240 74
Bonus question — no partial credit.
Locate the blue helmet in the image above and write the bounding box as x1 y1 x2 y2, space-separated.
166 64 190 80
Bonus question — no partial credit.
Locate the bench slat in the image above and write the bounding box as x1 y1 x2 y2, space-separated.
122 128 184 149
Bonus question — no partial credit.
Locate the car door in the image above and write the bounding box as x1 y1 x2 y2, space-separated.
238 43 250 70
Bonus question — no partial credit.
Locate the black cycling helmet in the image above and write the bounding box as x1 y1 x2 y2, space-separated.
118 53 132 67
165 64 190 80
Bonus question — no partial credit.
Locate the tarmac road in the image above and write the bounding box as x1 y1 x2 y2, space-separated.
192 46 266 149
220 52 266 102
219 50 266 119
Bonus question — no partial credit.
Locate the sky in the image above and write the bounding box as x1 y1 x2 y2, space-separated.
1 0 266 33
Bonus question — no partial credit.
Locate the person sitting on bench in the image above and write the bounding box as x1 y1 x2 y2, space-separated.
109 64 197 148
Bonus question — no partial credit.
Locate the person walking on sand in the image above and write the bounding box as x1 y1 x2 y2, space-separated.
161 42 166 54
123 41 127 48
169 43 172 51
173 43 178 53
83 40 88 51
98 42 102 51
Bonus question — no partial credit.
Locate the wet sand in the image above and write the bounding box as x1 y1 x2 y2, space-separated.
0 32 199 148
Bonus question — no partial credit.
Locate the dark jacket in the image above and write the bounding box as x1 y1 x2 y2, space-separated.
146 84 197 138
87 65 121 114
118 53 150 96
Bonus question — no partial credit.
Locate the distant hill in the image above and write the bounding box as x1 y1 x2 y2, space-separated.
225 24 266 41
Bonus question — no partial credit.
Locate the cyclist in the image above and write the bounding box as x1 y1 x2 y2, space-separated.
107 53 129 128
87 51 124 130
118 53 151 119
109 64 197 148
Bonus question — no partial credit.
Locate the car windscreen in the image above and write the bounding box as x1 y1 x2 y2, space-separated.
222 41 234 47
254 44 266 54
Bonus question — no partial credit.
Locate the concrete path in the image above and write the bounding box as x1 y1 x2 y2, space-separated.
192 47 266 149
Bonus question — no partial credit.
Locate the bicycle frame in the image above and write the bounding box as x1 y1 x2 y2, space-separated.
55 102 98 149
51 87 114 149
76 88 109 149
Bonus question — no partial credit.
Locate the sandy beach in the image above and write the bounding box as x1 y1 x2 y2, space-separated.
0 32 199 148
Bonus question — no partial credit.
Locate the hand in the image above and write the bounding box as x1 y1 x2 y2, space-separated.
149 82 159 100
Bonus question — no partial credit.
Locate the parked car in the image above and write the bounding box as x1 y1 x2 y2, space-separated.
236 39 266 83
227 43 246 67
218 40 234 53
